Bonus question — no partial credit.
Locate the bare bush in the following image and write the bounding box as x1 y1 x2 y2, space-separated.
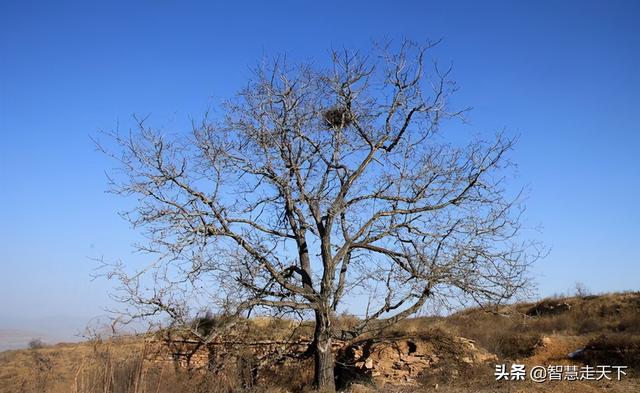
574 281 591 297
28 338 46 349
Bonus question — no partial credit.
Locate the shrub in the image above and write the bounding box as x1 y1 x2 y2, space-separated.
28 338 46 349
582 333 640 370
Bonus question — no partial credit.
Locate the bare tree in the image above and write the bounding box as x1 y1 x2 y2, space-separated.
97 40 538 391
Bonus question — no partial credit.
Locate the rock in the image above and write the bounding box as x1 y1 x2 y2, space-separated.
364 358 373 369
458 337 498 363
539 336 552 347
568 348 585 359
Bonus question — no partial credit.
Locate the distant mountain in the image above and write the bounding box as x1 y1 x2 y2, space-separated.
0 315 98 350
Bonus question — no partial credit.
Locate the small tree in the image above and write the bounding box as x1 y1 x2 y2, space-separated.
98 40 538 391
575 281 591 297
28 338 45 349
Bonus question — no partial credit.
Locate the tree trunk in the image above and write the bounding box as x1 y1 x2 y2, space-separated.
313 311 336 392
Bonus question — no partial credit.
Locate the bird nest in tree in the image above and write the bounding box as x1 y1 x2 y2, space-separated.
323 106 352 129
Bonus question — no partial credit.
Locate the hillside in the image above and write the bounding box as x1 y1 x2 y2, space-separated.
1 292 638 392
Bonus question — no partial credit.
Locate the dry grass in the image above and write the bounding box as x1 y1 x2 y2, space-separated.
582 333 640 369
0 336 313 393
439 291 640 361
1 292 638 392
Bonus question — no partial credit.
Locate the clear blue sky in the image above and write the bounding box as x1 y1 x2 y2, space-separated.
1 0 638 328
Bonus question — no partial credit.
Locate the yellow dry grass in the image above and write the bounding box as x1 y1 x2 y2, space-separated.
0 292 638 392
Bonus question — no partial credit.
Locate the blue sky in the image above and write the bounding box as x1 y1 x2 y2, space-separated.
1 0 638 331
